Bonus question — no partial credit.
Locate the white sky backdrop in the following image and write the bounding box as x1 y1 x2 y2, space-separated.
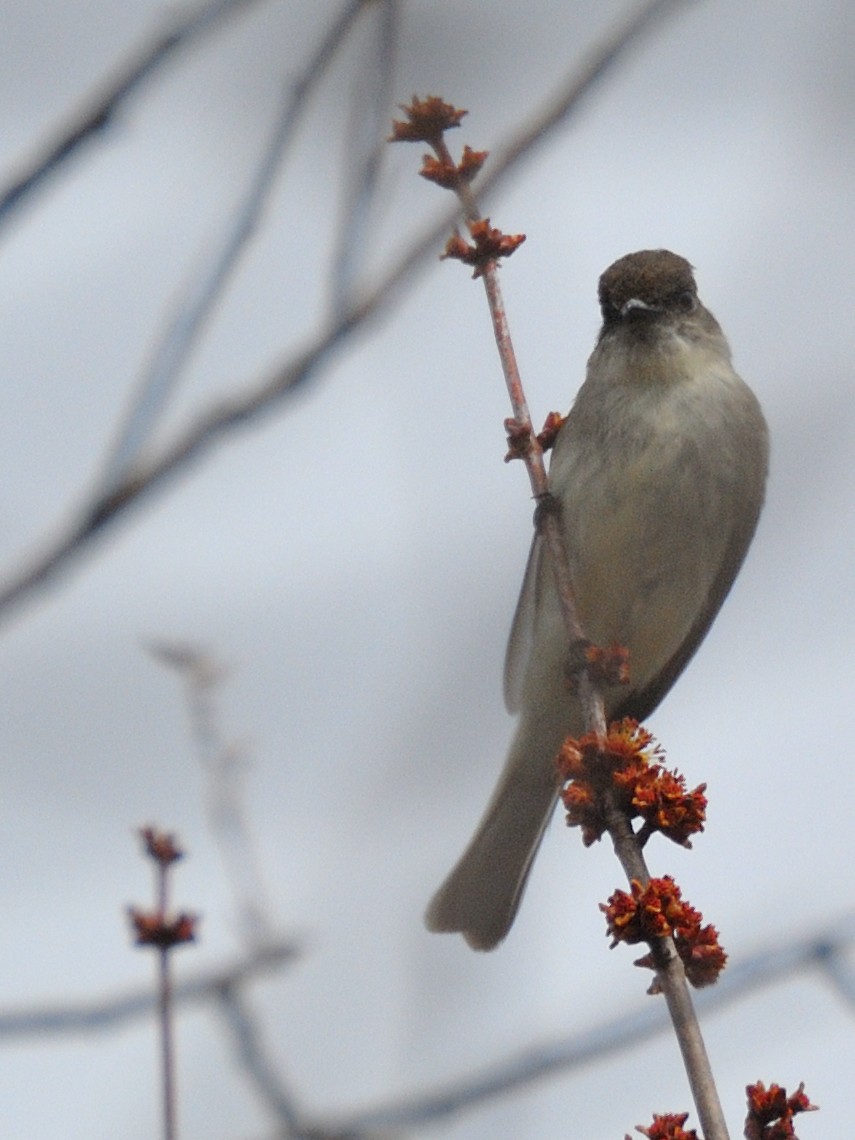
0 0 853 1136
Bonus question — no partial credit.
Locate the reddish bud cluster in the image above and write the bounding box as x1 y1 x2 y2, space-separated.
442 219 526 279
557 719 706 848
630 1112 699 1140
535 410 567 452
625 1083 817 1140
585 642 632 690
389 96 467 147
140 826 184 866
128 907 197 950
744 1082 817 1140
602 876 726 988
420 145 488 189
130 825 197 951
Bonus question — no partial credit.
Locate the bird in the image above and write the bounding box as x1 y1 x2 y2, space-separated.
426 249 769 950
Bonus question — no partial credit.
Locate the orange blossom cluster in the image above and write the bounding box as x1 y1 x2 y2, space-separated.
602 876 726 989
557 718 706 848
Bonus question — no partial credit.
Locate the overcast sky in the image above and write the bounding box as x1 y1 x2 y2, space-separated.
0 1 853 1137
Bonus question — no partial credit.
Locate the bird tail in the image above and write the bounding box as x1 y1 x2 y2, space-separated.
425 718 565 950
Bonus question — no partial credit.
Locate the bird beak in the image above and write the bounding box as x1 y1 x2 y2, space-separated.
619 297 658 317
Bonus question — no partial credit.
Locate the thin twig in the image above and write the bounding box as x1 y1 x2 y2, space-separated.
328 0 401 317
129 830 199 1140
99 0 373 491
333 922 855 1133
0 0 692 627
0 941 299 1038
419 12 726 1130
156 848 178 1140
159 938 177 1140
1 919 847 1128
816 944 855 1011
477 0 688 201
432 127 608 736
148 641 278 946
0 0 267 227
215 985 304 1135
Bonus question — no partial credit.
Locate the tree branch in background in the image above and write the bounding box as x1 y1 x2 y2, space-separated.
0 917 841 1133
148 641 280 948
0 941 299 1038
0 0 692 630
328 0 402 319
214 986 305 1137
98 0 377 492
0 0 267 227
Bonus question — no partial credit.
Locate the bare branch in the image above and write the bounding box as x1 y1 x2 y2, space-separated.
215 985 304 1136
477 0 689 198
148 641 278 947
408 73 726 1137
0 0 268 226
335 920 855 1133
816 943 855 1012
2 916 843 1130
328 0 402 317
99 0 374 491
0 0 693 628
0 940 299 1039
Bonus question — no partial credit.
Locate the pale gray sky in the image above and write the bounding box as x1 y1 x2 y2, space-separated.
0 2 852 1137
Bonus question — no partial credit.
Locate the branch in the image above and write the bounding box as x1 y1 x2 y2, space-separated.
335 920 855 1133
0 940 299 1039
1 917 844 1129
148 641 278 946
328 0 402 318
0 0 693 630
0 0 268 227
98 0 374 492
214 986 304 1136
398 49 727 1140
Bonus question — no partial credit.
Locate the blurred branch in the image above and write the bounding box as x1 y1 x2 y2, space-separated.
333 917 855 1133
0 940 299 1039
816 941 855 1012
0 0 691 629
328 0 401 317
0 0 268 227
215 985 304 1136
3 915 848 1133
149 642 307 1135
148 640 278 947
99 0 375 491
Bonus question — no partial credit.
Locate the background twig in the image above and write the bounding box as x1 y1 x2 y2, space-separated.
0 0 692 630
0 0 267 226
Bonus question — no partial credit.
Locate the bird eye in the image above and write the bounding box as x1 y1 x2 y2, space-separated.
675 290 696 313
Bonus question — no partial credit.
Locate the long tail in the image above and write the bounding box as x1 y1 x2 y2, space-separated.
425 716 567 950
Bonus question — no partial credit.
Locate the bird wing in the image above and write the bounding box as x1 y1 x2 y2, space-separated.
503 533 543 713
613 498 765 723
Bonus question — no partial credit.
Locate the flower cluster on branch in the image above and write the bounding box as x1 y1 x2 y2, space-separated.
602 876 726 989
420 145 488 189
442 220 526 279
129 908 197 950
631 1111 699 1140
744 1081 817 1140
389 94 467 146
557 718 706 848
128 826 198 951
390 87 819 1140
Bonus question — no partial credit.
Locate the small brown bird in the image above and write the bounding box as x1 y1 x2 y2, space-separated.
426 250 769 950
